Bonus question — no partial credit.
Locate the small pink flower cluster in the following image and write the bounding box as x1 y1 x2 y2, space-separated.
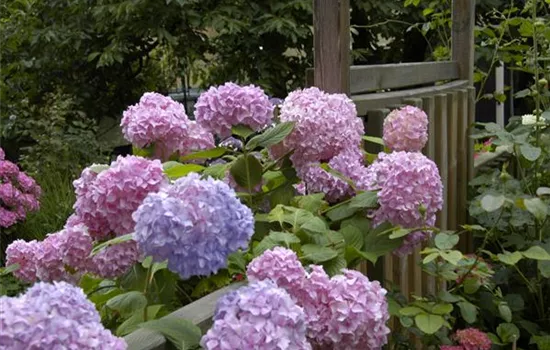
6 155 165 283
121 92 214 160
0 148 41 228
246 247 390 349
441 328 491 350
383 106 428 152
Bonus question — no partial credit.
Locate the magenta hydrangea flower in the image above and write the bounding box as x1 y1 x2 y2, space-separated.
5 239 40 283
247 247 307 296
383 106 429 152
121 92 189 159
0 208 18 228
454 328 491 350
73 156 167 240
194 82 274 137
87 241 139 279
360 152 443 256
0 160 19 180
0 281 126 349
133 173 254 279
271 87 364 167
201 280 311 350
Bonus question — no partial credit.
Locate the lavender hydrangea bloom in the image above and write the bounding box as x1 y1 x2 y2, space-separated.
271 87 364 167
383 106 429 152
194 82 274 137
56 224 93 271
73 156 167 239
5 240 40 283
360 152 443 256
133 173 254 280
88 241 140 279
201 280 311 350
0 281 126 349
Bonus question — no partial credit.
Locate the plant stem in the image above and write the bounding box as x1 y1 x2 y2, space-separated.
142 264 153 322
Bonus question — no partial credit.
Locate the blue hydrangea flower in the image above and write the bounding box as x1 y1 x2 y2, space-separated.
132 172 254 279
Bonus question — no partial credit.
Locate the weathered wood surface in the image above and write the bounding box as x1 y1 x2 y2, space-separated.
452 0 476 83
350 61 459 94
124 283 244 350
313 0 350 94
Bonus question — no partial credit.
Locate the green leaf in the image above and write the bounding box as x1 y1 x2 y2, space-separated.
399 306 424 316
520 144 542 161
322 256 347 276
246 122 295 150
202 163 229 179
139 317 202 350
437 290 460 303
434 232 460 250
440 250 463 265
349 190 378 209
389 228 411 239
269 231 301 246
400 316 414 327
91 234 134 255
423 253 439 264
362 222 404 263
227 252 247 275
532 335 550 350
230 154 263 189
432 303 453 315
325 202 359 221
522 245 550 260
179 147 226 161
463 278 481 294
539 260 550 278
524 198 548 221
0 264 19 276
536 187 550 197
498 303 512 323
163 162 204 179
106 291 148 318
269 183 295 207
340 225 363 250
457 301 477 324
362 135 385 146
301 217 329 234
497 251 523 265
301 244 338 263
292 193 327 213
496 323 520 344
116 305 164 336
231 125 255 139
481 194 506 212
414 314 445 334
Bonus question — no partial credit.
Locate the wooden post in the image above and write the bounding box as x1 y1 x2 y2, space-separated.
452 0 475 84
313 0 350 95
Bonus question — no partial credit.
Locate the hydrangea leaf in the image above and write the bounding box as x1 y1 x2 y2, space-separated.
139 317 202 350
179 147 226 161
301 244 338 263
230 154 263 189
496 323 520 344
246 121 295 150
106 291 148 318
163 162 205 180
349 190 378 209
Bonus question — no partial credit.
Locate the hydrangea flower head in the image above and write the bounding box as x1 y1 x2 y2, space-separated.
194 82 274 137
361 151 443 256
179 121 216 156
88 240 139 279
133 173 254 279
383 106 428 152
5 239 40 283
247 247 306 296
0 281 126 349
34 233 69 283
201 280 311 350
121 92 189 159
73 156 167 239
440 346 465 350
271 87 363 166
455 328 491 350
56 224 93 271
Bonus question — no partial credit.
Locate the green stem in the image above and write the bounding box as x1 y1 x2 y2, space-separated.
142 264 153 322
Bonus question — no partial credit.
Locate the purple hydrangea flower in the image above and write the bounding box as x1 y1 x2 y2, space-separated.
383 106 428 152
34 233 70 283
270 87 364 167
179 121 216 156
133 173 254 279
5 239 40 283
87 240 140 279
360 151 443 256
194 82 274 137
73 156 167 239
201 280 311 350
56 224 93 271
0 281 126 349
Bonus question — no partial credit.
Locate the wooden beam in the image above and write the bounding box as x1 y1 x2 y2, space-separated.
313 0 350 95
452 0 475 84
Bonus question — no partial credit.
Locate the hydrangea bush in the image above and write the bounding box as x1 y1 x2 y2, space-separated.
2 82 452 349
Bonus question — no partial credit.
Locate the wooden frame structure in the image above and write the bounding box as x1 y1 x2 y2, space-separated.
126 1 477 349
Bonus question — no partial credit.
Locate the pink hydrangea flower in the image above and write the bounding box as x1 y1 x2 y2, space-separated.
73 156 167 239
455 328 491 350
121 92 189 160
440 346 465 350
5 239 40 283
179 121 216 156
87 241 139 279
270 87 364 167
34 234 71 283
0 160 19 181
56 224 93 271
383 106 428 152
360 152 443 256
0 208 18 227
194 82 274 137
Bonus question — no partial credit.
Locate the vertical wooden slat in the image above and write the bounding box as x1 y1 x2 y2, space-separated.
313 0 350 94
452 0 476 84
403 98 424 109
434 94 449 230
422 96 436 160
467 87 476 181
446 91 459 230
399 257 409 301
456 89 469 248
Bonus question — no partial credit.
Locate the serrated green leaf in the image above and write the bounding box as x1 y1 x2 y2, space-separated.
362 135 385 146
301 244 338 263
349 190 378 209
0 264 19 276
532 335 550 350
202 163 229 179
163 162 204 179
91 234 134 255
106 291 147 318
362 222 403 263
325 202 359 221
292 193 328 213
340 225 363 250
231 125 255 139
139 317 202 350
301 217 328 234
179 147 226 161
230 154 263 189
414 314 445 334
246 122 295 150
389 228 411 239
322 256 347 276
